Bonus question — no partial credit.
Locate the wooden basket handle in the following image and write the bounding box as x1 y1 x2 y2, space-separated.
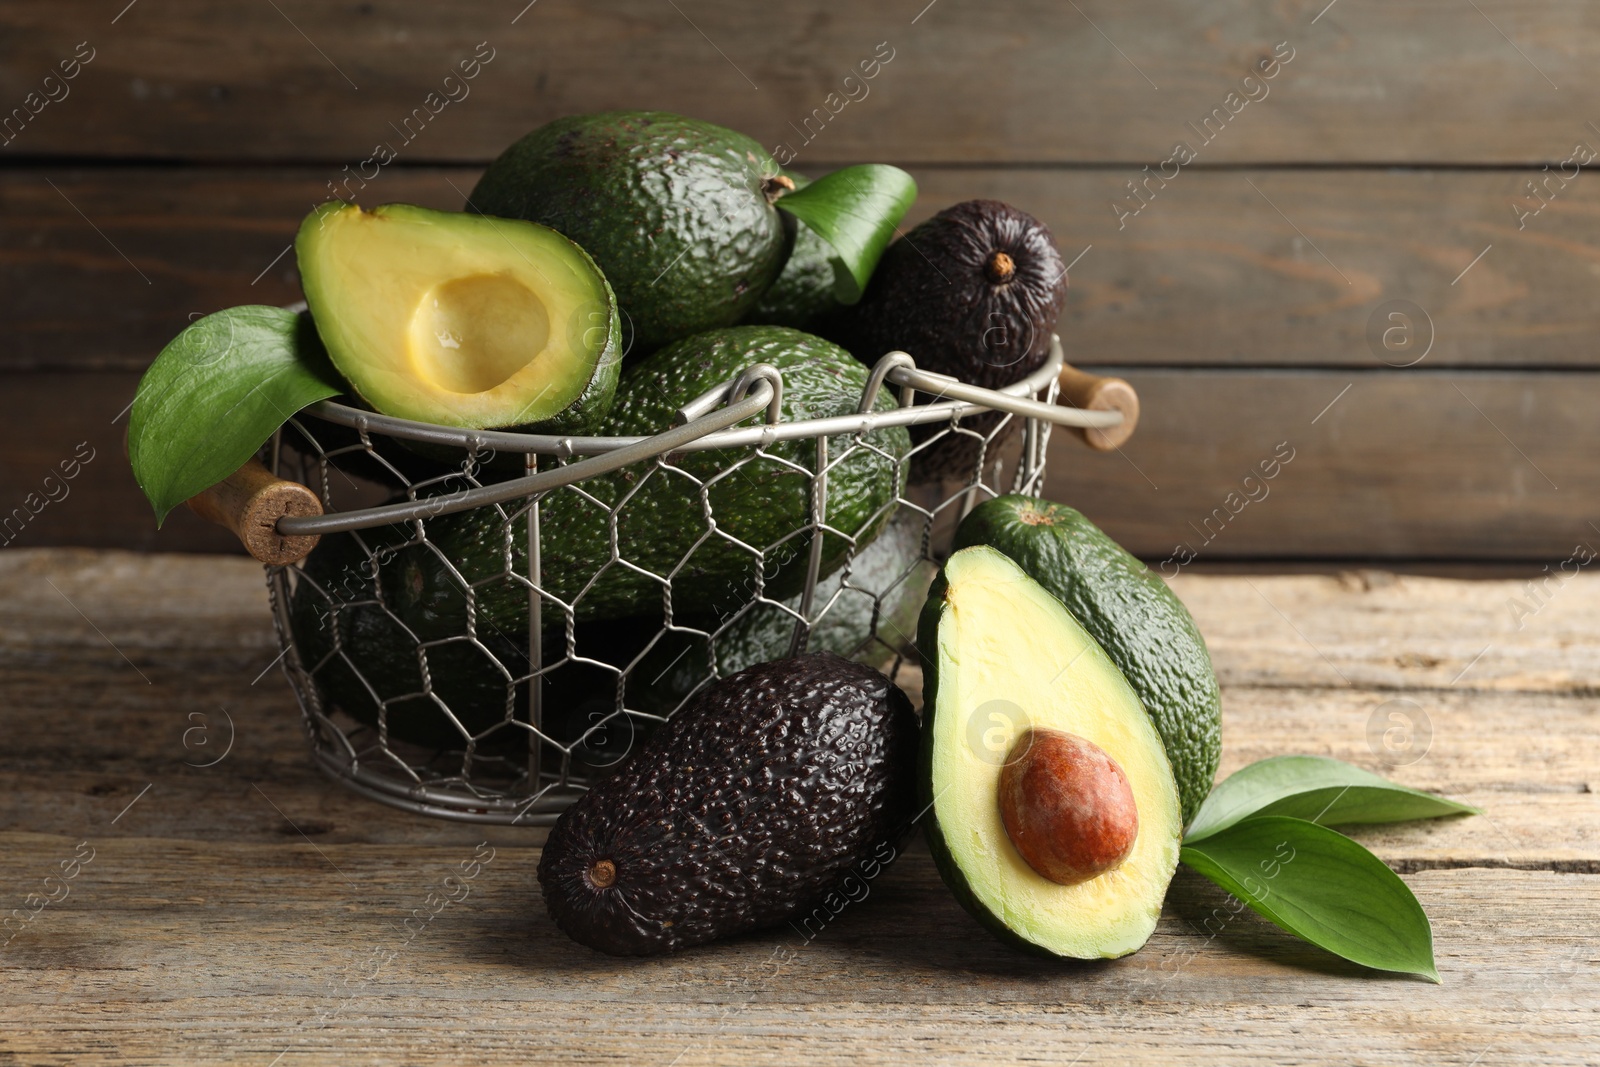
1057 364 1140 451
186 457 323 566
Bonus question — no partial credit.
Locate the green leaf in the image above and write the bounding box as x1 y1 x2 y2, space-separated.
129 306 342 524
774 163 917 304
1185 755 1479 843
1180 816 1439 982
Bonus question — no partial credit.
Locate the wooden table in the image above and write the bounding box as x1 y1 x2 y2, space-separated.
1 549 1595 1065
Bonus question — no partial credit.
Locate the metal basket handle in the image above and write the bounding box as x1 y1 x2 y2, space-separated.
188 340 1139 560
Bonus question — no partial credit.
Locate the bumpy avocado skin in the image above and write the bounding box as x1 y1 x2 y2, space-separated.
469 111 789 353
828 200 1067 481
742 172 844 334
287 528 528 750
289 528 653 763
384 327 911 633
537 652 920 956
952 496 1222 826
629 509 936 712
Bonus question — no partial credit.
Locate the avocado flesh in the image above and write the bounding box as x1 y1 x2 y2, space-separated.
538 651 920 955
920 546 1182 959
953 496 1222 827
296 201 621 433
470 111 789 353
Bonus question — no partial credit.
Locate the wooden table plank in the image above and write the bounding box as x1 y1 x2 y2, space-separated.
4 549 1596 1063
10 167 1600 374
1170 571 1600 693
3 0 1597 165
6 365 1600 560
0 836 1594 1066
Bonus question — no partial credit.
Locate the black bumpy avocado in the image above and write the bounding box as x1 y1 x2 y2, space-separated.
537 652 920 956
831 199 1067 480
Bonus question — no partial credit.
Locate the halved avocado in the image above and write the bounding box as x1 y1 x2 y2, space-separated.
296 201 621 433
919 546 1182 959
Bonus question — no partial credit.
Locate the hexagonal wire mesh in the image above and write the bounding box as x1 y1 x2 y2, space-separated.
263 336 1117 824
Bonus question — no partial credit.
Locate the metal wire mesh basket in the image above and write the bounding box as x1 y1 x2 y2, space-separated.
258 334 1123 825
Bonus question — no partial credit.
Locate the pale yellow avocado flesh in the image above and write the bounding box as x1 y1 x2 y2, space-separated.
297 202 609 428
930 547 1182 958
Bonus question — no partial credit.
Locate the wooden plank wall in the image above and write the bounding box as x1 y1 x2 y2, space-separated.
1 0 1595 559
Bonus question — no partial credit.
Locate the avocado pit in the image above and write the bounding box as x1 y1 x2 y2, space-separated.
998 727 1138 886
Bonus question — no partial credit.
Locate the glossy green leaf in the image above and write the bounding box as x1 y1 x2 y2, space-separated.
774 163 917 304
1180 815 1439 982
129 306 342 524
1185 755 1479 843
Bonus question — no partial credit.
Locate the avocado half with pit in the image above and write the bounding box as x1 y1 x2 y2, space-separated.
953 496 1223 827
919 546 1182 959
295 201 622 433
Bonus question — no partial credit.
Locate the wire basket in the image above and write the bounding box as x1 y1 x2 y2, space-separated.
260 335 1122 825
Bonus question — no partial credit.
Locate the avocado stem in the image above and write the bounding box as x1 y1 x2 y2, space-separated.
762 174 796 203
587 859 617 889
985 250 1016 284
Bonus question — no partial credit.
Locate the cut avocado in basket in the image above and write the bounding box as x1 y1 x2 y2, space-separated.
918 546 1182 959
295 201 622 434
953 496 1222 827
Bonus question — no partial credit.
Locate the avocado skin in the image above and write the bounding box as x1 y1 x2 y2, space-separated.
469 111 789 353
289 528 655 764
629 509 936 713
742 172 844 334
829 200 1066 481
952 496 1222 826
538 651 920 955
384 327 911 633
288 527 529 750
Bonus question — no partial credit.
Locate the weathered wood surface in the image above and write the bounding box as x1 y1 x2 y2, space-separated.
1 549 1596 1063
3 364 1597 560
1045 368 1600 560
3 0 1596 165
9 167 1600 373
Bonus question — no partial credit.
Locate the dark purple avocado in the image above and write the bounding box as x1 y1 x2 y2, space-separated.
537 652 920 956
829 199 1068 480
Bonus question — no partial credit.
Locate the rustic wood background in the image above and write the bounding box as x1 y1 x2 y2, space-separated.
2 0 1595 559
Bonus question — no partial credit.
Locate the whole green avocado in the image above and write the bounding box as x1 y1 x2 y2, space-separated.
381 326 911 633
468 111 792 353
290 509 929 754
952 495 1222 826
